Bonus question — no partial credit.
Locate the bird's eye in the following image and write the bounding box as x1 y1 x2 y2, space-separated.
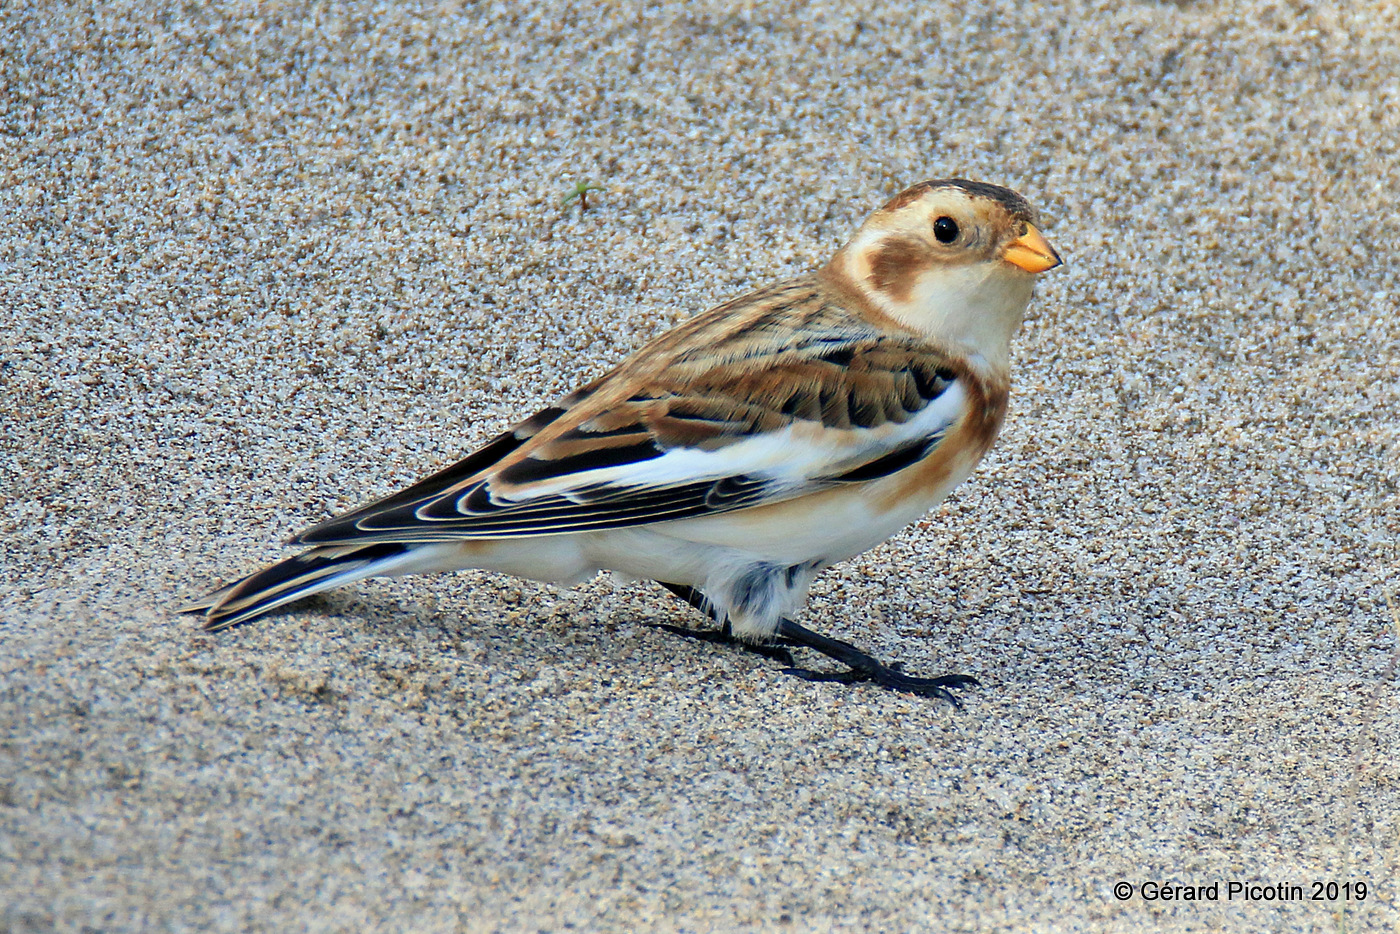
933 216 959 243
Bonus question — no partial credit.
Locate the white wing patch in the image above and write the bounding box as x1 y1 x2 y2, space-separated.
490 380 968 505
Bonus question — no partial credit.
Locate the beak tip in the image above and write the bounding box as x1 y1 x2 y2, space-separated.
1005 223 1063 275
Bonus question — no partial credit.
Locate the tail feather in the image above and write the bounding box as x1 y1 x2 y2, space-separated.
185 542 428 631
174 580 241 615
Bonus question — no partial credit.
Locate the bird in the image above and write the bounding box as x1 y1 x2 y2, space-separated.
181 178 1062 703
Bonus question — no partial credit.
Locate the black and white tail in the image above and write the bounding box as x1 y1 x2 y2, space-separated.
179 542 429 631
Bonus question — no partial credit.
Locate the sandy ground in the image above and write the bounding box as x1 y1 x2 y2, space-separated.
3 0 1399 931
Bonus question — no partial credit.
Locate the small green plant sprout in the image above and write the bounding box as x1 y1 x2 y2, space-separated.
562 180 605 212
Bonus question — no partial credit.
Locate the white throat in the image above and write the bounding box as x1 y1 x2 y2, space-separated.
848 249 1032 374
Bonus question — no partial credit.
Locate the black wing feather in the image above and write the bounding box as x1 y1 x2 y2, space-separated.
292 322 962 546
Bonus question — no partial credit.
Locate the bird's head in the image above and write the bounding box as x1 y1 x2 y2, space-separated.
829 179 1062 373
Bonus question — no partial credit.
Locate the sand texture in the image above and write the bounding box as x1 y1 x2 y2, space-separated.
3 0 1399 931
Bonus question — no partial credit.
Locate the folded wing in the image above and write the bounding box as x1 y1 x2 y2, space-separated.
296 285 970 546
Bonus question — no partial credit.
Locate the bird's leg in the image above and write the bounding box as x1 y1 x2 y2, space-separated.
651 582 797 666
656 582 713 617
776 618 979 706
650 584 974 702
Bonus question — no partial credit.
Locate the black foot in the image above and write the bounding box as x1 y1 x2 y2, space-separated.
653 581 796 665
648 622 797 667
653 581 973 705
777 618 979 706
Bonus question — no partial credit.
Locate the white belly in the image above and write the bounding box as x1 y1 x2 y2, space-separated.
428 456 977 641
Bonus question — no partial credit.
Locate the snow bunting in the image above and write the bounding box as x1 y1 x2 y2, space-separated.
182 179 1061 702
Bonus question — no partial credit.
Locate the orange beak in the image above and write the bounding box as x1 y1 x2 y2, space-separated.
1004 223 1063 274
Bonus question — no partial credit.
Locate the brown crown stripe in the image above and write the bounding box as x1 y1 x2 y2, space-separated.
879 178 1036 223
